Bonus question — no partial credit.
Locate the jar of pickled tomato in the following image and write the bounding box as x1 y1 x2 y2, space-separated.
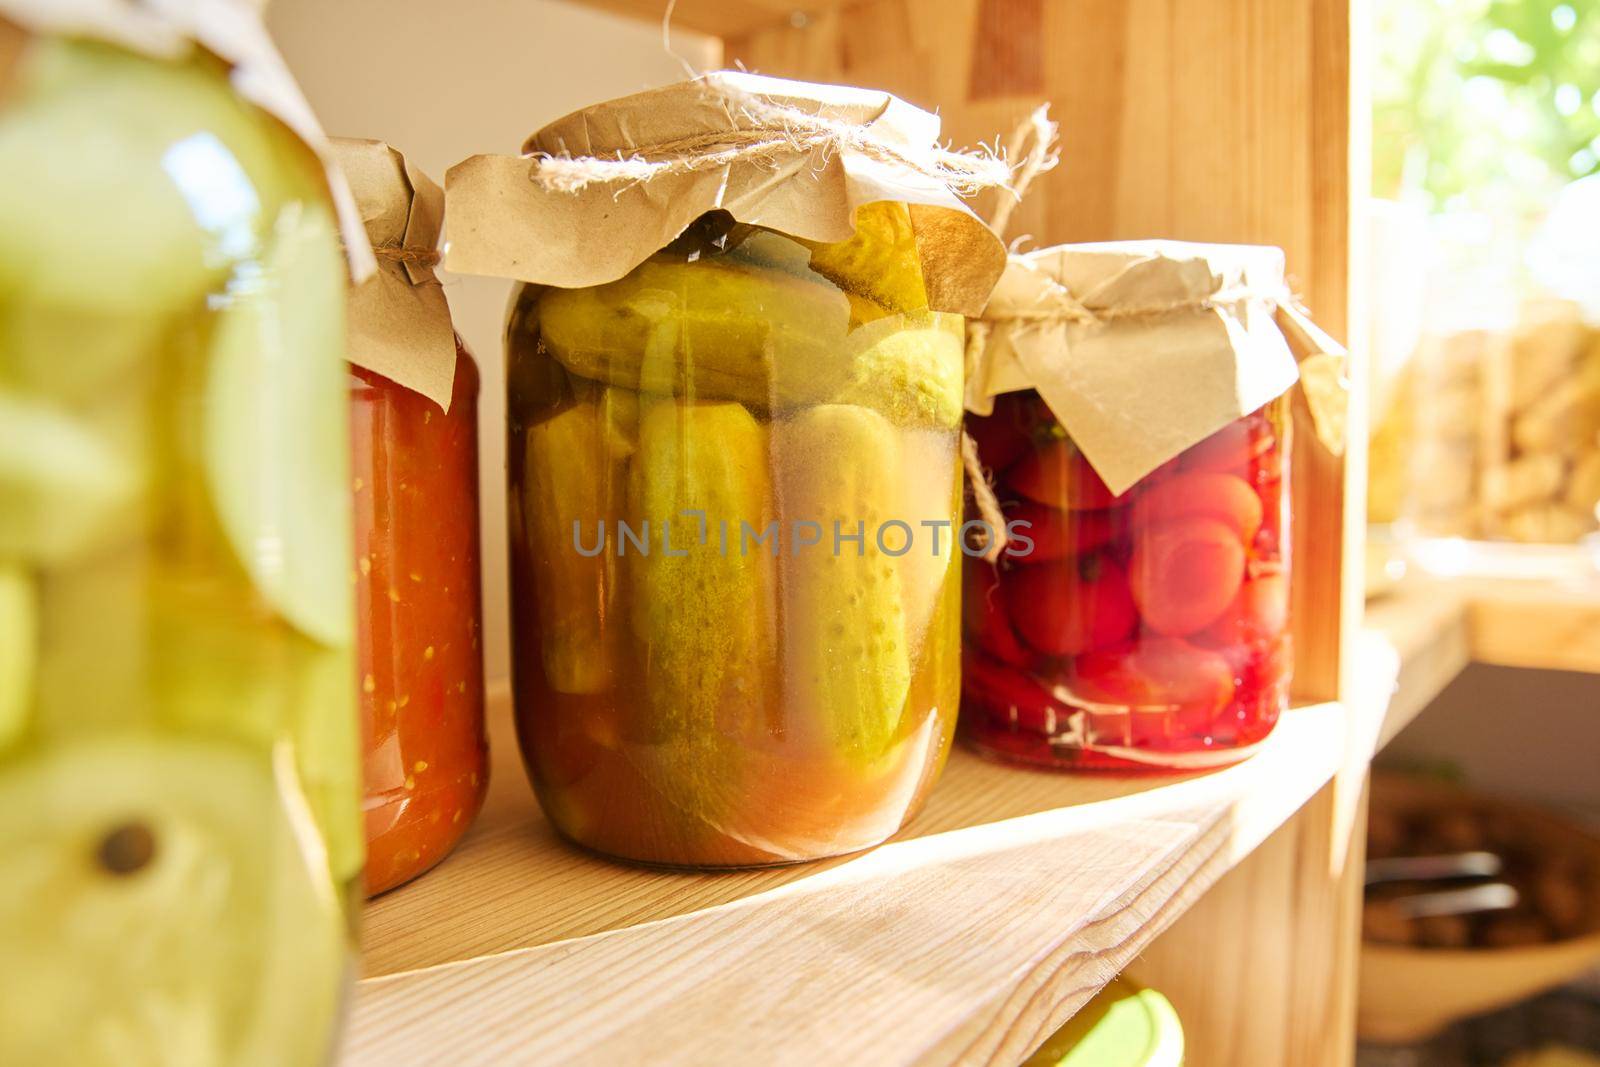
335 138 488 895
351 340 487 894
965 394 1292 769
0 23 362 1067
963 242 1343 771
447 74 1007 866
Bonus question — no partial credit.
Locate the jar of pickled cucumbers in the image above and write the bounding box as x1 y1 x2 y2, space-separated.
965 242 1345 772
0 16 365 1066
335 138 487 894
447 73 1006 866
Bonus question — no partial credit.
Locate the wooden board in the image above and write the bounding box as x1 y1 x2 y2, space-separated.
346 695 1362 1065
1468 579 1600 676
1131 778 1367 1067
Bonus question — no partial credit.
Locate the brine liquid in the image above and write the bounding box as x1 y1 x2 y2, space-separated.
502 215 965 867
962 394 1293 772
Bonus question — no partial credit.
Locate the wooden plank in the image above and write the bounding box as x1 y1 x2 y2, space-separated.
1468 580 1600 676
1130 779 1367 1067
345 699 1356 1066
1363 586 1472 747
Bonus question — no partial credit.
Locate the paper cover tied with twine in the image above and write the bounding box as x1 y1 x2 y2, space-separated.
333 138 457 411
443 71 1008 315
0 0 373 280
969 241 1349 496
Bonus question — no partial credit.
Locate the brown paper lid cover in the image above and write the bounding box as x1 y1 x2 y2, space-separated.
970 240 1347 495
333 137 457 410
444 71 1006 316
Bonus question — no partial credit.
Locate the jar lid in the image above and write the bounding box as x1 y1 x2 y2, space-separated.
1023 978 1185 1067
971 241 1347 494
333 138 458 411
443 71 1008 316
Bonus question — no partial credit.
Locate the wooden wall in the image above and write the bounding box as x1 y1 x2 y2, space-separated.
727 0 1367 707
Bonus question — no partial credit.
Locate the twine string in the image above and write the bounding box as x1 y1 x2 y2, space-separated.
370 244 442 268
988 104 1059 244
983 282 1299 329
525 86 1012 197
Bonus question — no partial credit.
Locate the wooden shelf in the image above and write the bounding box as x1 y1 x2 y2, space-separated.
343 677 1389 1065
340 571 1600 1064
1365 572 1600 737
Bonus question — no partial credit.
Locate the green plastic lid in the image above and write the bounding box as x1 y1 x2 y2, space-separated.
1024 978 1185 1067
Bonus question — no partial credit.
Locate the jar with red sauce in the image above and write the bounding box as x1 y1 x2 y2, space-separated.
336 139 487 892
963 242 1343 771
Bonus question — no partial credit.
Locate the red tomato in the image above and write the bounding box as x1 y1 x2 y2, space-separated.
1071 638 1237 720
1132 471 1263 544
1005 438 1122 511
963 560 1031 666
1004 553 1137 657
963 650 1066 733
1002 499 1122 563
1195 573 1290 649
1129 517 1247 636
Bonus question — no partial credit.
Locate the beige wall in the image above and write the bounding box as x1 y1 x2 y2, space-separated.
267 0 718 683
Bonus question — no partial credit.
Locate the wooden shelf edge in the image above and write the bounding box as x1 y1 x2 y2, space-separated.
1363 572 1600 736
343 697 1368 1066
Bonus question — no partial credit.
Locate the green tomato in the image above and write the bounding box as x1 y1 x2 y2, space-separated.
0 736 348 1067
0 390 146 568
0 38 319 315
0 305 167 402
202 201 352 648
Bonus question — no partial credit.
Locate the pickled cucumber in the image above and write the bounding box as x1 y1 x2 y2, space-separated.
829 312 965 428
0 568 34 752
798 201 930 312
0 391 144 567
0 737 346 1067
537 258 854 411
628 400 777 741
0 38 313 315
203 202 352 648
893 428 963 655
775 404 912 762
522 400 630 694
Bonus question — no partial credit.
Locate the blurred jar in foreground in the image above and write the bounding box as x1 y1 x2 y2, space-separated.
0 14 366 1067
964 243 1345 772
335 138 488 895
447 73 1007 867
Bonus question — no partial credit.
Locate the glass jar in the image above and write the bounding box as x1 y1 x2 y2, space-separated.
351 338 488 895
963 392 1292 771
0 37 358 1066
506 207 963 867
